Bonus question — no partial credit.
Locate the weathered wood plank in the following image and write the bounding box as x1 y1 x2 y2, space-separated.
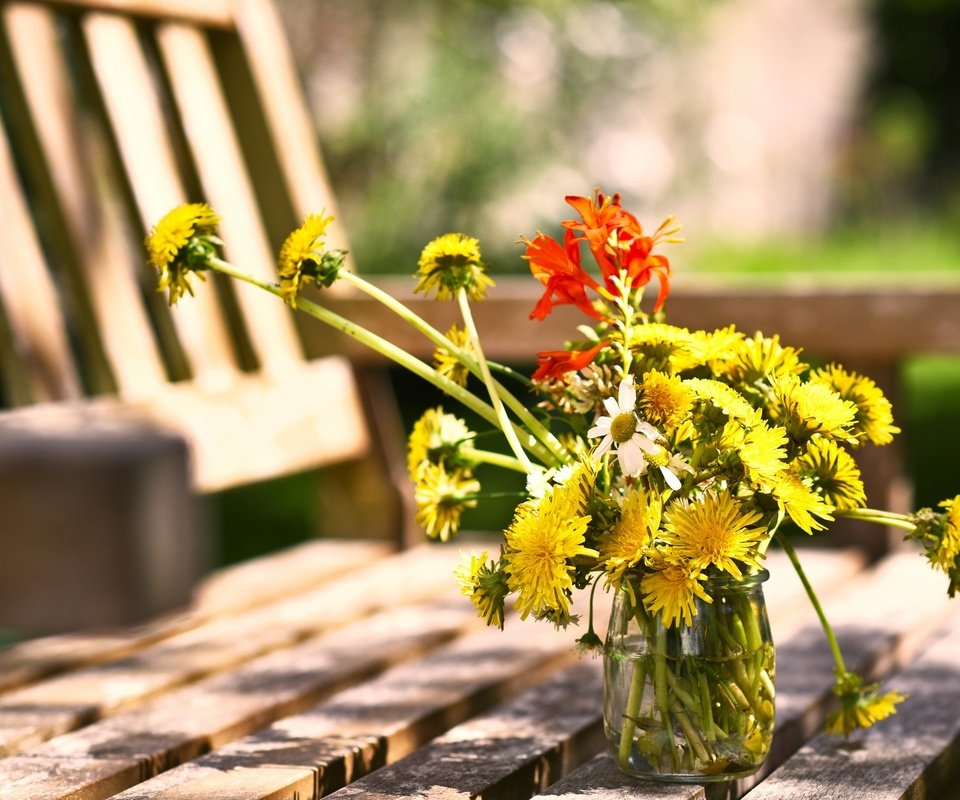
325 660 606 800
0 599 477 798
529 550 957 800
98 613 583 799
0 540 388 695
741 612 960 800
0 755 143 800
0 544 459 755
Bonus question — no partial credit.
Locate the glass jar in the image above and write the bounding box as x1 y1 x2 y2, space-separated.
603 569 775 783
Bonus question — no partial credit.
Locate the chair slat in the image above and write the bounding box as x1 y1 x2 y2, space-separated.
231 0 350 254
156 21 304 373
3 2 166 396
32 0 235 28
0 110 81 404
81 11 239 387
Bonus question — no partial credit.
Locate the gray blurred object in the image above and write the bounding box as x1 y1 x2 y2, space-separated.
0 409 203 635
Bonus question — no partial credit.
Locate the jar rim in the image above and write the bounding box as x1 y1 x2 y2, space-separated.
701 567 770 589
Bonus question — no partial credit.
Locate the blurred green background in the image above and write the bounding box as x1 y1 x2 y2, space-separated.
216 0 960 564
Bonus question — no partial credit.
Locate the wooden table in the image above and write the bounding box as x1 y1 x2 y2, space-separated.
0 538 957 800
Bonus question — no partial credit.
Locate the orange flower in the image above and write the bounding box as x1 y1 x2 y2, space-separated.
561 189 677 313
524 229 604 322
620 229 673 312
532 341 607 382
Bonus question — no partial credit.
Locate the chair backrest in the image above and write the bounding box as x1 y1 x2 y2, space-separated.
0 0 369 491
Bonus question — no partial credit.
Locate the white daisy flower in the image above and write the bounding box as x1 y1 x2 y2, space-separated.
588 377 686 490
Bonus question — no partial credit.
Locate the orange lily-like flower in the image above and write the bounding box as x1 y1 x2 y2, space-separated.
523 229 605 322
532 341 607 382
524 189 679 321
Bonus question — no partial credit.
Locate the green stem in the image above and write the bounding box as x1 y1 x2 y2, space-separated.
458 289 532 470
339 271 567 465
776 531 847 674
618 659 646 768
208 258 556 466
463 448 529 473
835 507 917 532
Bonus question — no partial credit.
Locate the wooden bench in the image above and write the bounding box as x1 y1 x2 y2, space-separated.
0 538 956 799
0 0 403 634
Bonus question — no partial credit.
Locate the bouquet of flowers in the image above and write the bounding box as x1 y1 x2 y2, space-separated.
147 190 959 781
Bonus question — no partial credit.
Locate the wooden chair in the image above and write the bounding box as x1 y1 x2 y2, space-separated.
0 0 403 634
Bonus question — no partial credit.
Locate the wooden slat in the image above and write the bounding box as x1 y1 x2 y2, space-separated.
528 551 957 800
0 356 370 492
230 0 350 255
23 0 235 28
0 756 142 800
0 109 81 403
133 355 370 491
96 614 583 799
81 11 237 385
741 612 960 800
326 660 606 800
156 21 304 372
0 599 476 798
312 277 960 365
4 2 171 395
0 540 389 695
0 545 460 756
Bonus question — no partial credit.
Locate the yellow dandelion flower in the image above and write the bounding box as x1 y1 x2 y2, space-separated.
726 332 808 387
627 323 701 375
599 487 662 593
685 378 756 424
932 496 960 575
825 670 906 736
503 485 596 624
771 468 835 534
798 438 866 511
415 233 494 301
145 203 220 304
738 417 790 491
640 554 712 628
433 325 473 387
277 213 345 303
770 374 858 444
691 325 745 373
454 550 509 629
407 407 474 480
810 364 900 447
638 370 695 431
414 462 479 542
660 493 768 580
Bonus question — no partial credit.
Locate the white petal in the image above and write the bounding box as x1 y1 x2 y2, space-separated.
588 416 612 436
660 466 683 491
618 377 637 412
617 440 644 476
635 437 661 456
592 435 614 460
603 397 620 417
636 420 663 441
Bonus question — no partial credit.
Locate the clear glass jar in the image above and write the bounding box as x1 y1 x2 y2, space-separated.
603 569 775 783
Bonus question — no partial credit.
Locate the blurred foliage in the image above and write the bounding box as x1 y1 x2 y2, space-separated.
845 0 960 220
286 0 709 275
